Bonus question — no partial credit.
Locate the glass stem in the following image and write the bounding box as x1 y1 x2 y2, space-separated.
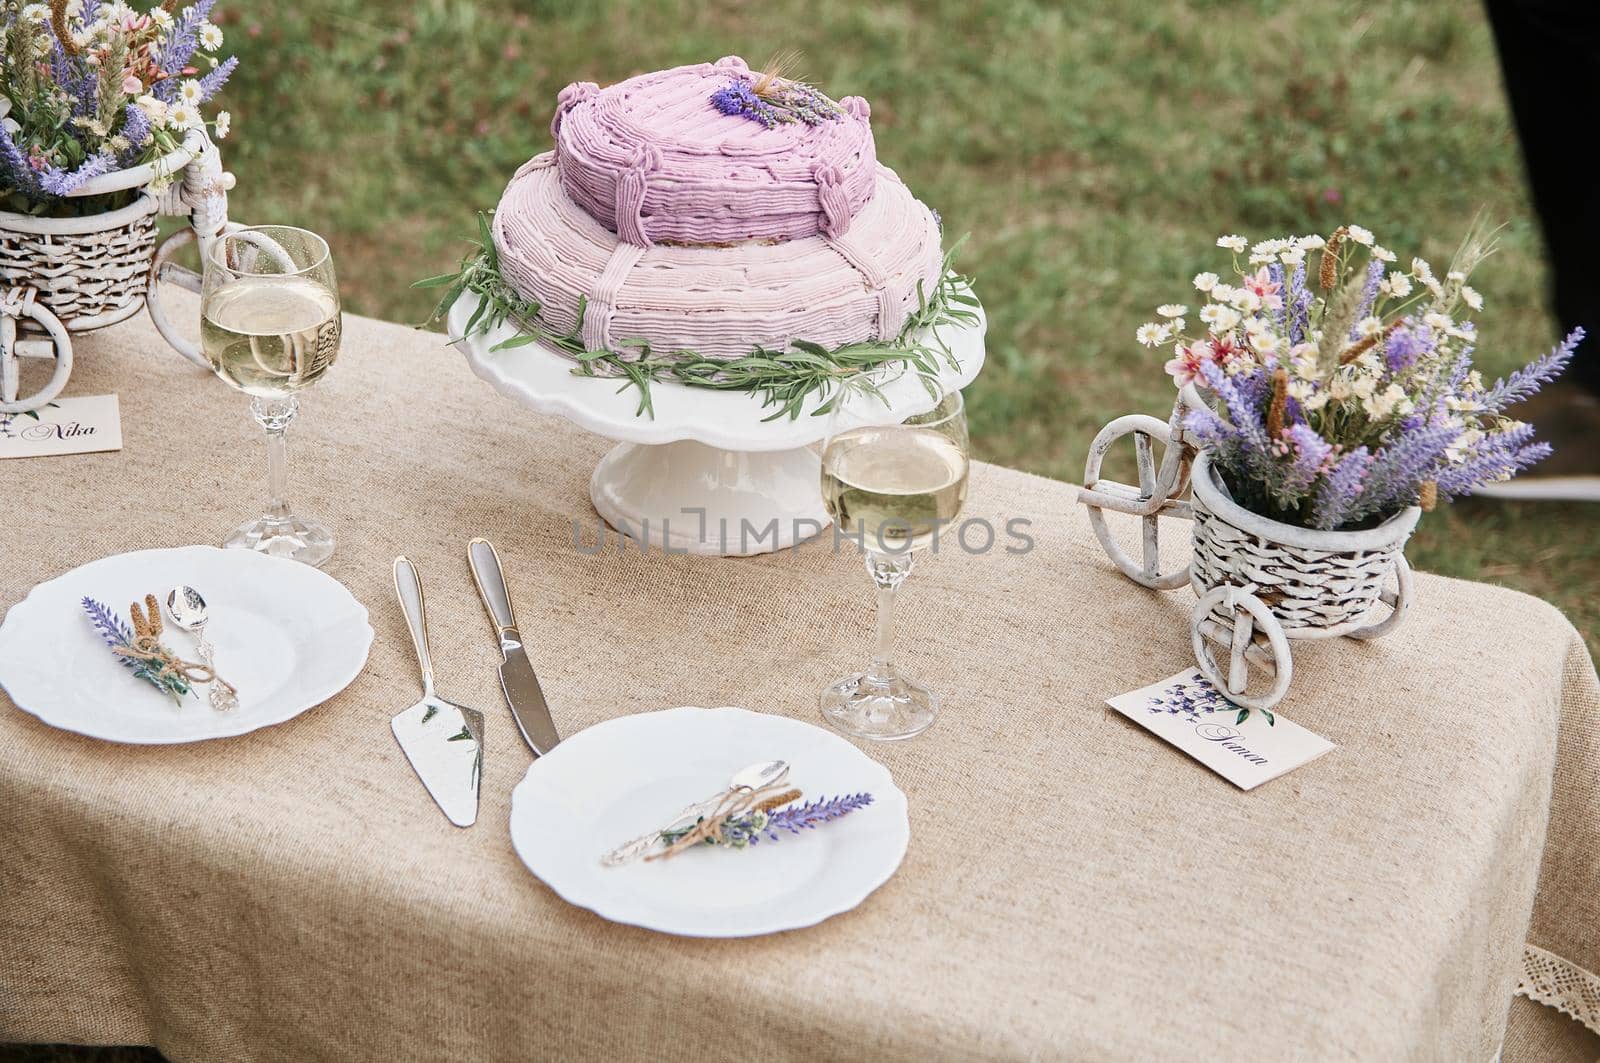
865 552 915 684
251 396 298 520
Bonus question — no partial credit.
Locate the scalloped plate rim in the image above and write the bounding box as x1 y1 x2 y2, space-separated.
508 705 910 937
0 546 373 745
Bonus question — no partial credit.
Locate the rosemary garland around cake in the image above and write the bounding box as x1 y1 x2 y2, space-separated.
419 216 978 421
418 57 980 421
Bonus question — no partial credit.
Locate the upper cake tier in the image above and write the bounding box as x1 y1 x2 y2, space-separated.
493 154 944 361
551 56 878 248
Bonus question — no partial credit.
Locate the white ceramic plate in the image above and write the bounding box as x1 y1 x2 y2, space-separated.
0 546 372 744
510 705 910 937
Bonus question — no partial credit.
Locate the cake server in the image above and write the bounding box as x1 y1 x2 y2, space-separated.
391 556 484 827
467 537 562 756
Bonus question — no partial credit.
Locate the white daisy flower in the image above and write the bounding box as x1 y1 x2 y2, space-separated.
178 79 203 105
1280 248 1305 267
150 6 172 27
1355 316 1382 337
1446 270 1466 283
1201 305 1241 332
1371 245 1396 263
1460 285 1483 311
1253 331 1281 355
1216 234 1247 253
168 103 202 130
1412 257 1434 280
199 22 224 50
1209 284 1235 303
1229 289 1262 313
1386 272 1413 297
20 4 48 23
1192 272 1219 293
1346 224 1374 246
1157 304 1188 318
213 110 231 139
1135 323 1171 348
1424 277 1445 298
1298 234 1326 250
1423 311 1453 331
1167 318 1185 334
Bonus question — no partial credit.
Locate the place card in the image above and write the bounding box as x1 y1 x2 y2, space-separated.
0 394 122 460
1107 668 1334 790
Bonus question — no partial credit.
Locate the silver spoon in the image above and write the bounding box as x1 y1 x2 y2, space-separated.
601 759 789 867
166 586 239 712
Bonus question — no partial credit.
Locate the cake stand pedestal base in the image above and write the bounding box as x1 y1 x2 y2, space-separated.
590 439 830 556
450 279 986 559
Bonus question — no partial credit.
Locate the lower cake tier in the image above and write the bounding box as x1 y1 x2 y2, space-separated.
492 153 944 361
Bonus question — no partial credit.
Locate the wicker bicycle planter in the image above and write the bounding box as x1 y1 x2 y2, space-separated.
1078 388 1420 712
1190 451 1420 635
1 131 232 415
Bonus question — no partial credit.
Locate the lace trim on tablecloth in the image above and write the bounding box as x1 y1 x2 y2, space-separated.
1516 942 1600 1034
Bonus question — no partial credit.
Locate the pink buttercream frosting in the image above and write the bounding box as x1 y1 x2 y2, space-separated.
551 56 878 247
493 153 943 360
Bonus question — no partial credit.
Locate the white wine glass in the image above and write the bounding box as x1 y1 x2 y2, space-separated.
200 225 341 567
818 373 970 740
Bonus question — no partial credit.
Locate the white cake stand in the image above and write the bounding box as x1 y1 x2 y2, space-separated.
450 288 987 556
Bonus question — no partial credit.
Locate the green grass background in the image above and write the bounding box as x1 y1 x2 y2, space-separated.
210 0 1598 659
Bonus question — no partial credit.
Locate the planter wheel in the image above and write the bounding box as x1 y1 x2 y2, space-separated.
1191 583 1293 712
1345 555 1413 641
1 287 73 415
1081 413 1193 590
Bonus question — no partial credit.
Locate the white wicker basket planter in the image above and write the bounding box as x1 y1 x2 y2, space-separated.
1190 451 1420 637
1078 391 1419 713
1 132 232 415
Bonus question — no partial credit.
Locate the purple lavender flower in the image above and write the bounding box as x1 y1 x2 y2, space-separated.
196 54 239 102
757 793 874 841
1349 259 1384 338
1310 446 1372 530
1 123 39 195
1480 327 1583 413
1436 424 1548 498
1354 424 1460 519
1383 324 1431 373
157 0 217 78
1287 263 1311 346
1281 422 1333 497
1268 262 1287 331
39 150 117 196
82 597 136 656
119 103 151 156
1200 361 1271 482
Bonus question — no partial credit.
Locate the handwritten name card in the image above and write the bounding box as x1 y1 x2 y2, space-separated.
1107 668 1334 790
0 394 122 460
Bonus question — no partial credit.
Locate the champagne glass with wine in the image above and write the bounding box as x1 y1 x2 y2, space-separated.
200 226 341 567
819 372 970 740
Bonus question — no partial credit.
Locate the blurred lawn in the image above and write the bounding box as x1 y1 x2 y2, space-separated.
205 0 1597 651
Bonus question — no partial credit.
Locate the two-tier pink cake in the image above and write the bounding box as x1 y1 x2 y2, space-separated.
492 56 946 361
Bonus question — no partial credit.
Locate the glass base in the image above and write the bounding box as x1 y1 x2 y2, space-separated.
819 670 938 741
224 512 334 568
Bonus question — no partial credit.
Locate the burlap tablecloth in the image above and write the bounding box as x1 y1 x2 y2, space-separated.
2 310 1597 1062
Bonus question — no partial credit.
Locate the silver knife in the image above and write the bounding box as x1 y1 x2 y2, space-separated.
467 537 561 756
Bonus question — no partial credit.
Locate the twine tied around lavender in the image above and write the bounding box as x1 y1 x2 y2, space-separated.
648 787 875 861
83 595 228 704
